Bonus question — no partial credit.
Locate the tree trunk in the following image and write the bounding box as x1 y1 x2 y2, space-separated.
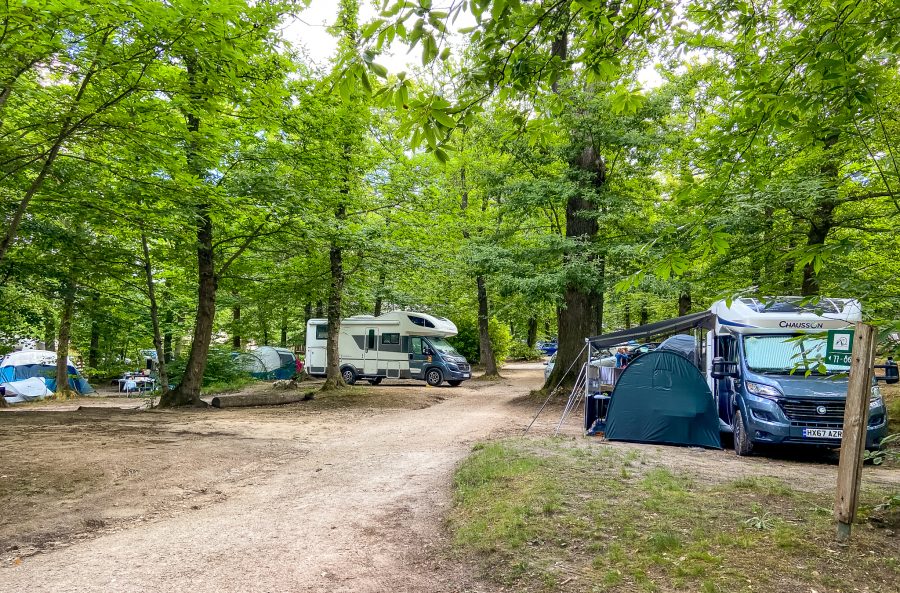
315 301 324 319
526 317 538 349
322 237 346 391
477 275 499 377
801 133 840 297
280 307 288 348
54 281 76 399
232 302 241 349
545 151 601 389
162 203 215 406
160 55 214 407
678 290 692 316
141 232 169 396
639 302 649 326
624 303 631 329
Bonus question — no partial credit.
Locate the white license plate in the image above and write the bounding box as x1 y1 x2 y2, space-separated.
463 373 470 378
803 428 842 439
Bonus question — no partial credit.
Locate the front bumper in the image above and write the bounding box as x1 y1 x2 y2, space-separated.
742 396 888 449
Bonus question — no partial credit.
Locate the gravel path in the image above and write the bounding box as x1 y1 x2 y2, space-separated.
4 366 542 593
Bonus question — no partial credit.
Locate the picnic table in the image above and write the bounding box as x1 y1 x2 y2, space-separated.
117 375 157 394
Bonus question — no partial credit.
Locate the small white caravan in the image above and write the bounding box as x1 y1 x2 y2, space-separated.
305 311 471 386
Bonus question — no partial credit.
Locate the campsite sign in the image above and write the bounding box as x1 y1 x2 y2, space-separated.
825 329 854 366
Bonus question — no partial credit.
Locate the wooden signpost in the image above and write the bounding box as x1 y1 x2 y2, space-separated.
834 322 876 543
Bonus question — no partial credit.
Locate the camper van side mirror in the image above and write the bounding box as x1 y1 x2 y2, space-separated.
711 357 739 380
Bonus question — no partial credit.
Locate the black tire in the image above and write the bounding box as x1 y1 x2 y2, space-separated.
367 377 383 385
733 409 755 456
341 366 357 386
448 380 462 387
425 367 443 387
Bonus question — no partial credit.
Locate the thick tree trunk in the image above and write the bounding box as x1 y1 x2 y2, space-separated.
545 152 601 389
639 302 649 326
54 282 76 399
678 290 692 316
141 232 169 395
232 302 241 349
526 317 538 349
322 237 346 391
477 275 499 377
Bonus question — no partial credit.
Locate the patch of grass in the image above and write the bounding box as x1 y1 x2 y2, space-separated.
449 438 900 593
201 376 258 396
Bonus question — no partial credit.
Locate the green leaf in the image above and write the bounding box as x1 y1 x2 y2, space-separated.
422 33 438 65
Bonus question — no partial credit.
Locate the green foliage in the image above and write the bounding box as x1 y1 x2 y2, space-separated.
167 348 250 389
450 317 512 365
507 341 542 361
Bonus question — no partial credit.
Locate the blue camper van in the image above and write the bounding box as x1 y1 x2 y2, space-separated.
707 297 892 456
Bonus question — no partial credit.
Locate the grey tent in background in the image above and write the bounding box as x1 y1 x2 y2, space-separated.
657 334 698 361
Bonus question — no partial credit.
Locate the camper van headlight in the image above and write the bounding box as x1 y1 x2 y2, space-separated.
745 381 782 399
871 385 884 410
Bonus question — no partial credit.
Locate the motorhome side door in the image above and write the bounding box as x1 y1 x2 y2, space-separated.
715 335 737 426
409 337 427 378
363 328 379 376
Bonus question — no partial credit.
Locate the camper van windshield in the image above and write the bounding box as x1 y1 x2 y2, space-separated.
743 334 850 374
428 338 460 356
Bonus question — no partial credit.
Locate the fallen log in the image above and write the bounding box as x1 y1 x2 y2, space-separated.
210 389 315 409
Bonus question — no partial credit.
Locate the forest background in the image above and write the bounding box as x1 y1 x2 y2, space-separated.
1 0 898 403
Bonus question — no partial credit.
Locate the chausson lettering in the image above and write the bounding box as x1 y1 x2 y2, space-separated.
778 321 824 329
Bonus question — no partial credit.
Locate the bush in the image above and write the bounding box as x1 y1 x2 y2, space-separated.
167 347 251 388
507 341 543 361
450 317 512 365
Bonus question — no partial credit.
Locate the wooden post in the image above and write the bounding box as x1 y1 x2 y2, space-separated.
834 322 876 542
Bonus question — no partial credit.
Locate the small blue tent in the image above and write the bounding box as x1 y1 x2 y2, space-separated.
604 350 721 449
1 350 94 402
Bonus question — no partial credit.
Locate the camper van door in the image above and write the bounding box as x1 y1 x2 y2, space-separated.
363 327 379 376
409 336 427 379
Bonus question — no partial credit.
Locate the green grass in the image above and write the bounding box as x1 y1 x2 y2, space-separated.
449 438 900 593
200 376 258 396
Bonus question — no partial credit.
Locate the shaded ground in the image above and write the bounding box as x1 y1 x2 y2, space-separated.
1 362 898 592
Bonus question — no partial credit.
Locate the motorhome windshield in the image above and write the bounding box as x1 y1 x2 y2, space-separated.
428 338 461 356
743 334 850 374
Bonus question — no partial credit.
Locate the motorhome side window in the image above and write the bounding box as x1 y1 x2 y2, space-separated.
367 329 376 350
315 324 328 340
408 315 436 329
381 333 399 345
411 337 423 355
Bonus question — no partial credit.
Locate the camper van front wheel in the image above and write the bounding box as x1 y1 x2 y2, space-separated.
341 367 358 385
733 410 755 457
426 368 443 387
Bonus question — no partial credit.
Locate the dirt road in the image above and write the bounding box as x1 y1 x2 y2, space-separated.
3 365 542 593
3 362 898 592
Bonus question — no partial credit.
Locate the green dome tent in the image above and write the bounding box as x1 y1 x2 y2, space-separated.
605 350 721 449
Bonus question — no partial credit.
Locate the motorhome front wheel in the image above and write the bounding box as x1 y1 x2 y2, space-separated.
426 368 443 386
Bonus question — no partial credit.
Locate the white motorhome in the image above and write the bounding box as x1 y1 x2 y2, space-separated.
706 297 889 455
305 311 472 387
